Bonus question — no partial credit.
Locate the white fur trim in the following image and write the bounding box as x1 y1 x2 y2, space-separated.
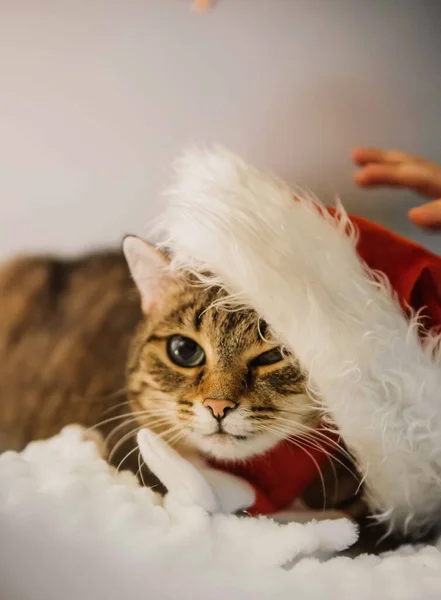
2 426 441 599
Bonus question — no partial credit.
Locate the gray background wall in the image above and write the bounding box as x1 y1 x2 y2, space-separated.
1 0 441 260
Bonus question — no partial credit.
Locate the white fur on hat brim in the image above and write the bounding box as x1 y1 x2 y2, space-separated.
158 146 441 537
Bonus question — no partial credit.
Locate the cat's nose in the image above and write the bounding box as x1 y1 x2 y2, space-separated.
203 398 236 420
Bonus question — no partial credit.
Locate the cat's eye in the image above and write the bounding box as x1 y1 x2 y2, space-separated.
250 347 285 367
166 335 206 368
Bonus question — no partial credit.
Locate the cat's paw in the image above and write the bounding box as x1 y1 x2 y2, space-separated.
199 467 255 514
137 428 255 514
137 428 220 512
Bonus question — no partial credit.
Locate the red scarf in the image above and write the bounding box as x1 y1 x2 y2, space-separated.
211 213 441 515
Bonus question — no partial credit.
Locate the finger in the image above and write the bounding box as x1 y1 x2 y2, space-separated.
409 199 441 230
352 147 418 167
354 163 411 187
354 162 441 197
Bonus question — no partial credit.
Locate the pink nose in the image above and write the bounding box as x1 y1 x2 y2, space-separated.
203 398 236 419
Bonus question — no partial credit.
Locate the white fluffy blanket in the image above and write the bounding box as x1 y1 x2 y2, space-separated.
1 426 441 600
2 148 441 599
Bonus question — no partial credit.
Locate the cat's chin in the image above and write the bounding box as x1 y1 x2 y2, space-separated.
189 431 281 461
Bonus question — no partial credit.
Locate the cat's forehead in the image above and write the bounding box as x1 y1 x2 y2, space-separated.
154 279 271 348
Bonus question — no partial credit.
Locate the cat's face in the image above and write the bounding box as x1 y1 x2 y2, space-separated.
124 237 319 461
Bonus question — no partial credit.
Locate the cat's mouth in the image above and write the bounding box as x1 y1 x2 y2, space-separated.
192 427 281 460
205 431 248 441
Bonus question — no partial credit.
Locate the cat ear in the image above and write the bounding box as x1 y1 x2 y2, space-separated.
123 235 173 313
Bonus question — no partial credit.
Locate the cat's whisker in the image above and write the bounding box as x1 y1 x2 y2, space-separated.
134 416 177 436
355 467 368 496
108 424 144 464
289 434 363 504
135 410 174 422
270 422 341 481
131 425 188 488
288 425 347 456
165 429 187 448
108 418 176 466
116 445 139 473
246 408 307 418
259 418 358 481
273 415 355 464
98 398 131 415
298 431 356 471
104 407 175 435
131 396 177 415
137 450 147 487
267 424 359 491
108 416 175 465
71 386 130 407
274 420 340 452
254 421 332 488
255 422 328 511
91 386 129 404
104 413 171 450
90 409 160 432
105 416 141 448
111 418 186 470
279 405 326 415
294 433 359 484
155 423 183 438
161 422 188 441
137 414 179 430
259 414 326 444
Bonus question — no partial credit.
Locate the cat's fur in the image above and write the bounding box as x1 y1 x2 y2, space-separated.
0 246 364 521
0 252 140 456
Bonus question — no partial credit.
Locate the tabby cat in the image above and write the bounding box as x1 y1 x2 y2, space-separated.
0 238 375 541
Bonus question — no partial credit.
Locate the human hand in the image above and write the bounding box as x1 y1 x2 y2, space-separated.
352 147 441 230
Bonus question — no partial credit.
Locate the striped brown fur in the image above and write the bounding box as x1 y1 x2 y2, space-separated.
0 252 140 456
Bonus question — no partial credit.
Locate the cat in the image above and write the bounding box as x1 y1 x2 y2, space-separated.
0 238 365 523
12 244 413 564
123 235 365 519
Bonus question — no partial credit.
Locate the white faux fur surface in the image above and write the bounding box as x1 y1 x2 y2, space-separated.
2 426 441 600
159 147 441 536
